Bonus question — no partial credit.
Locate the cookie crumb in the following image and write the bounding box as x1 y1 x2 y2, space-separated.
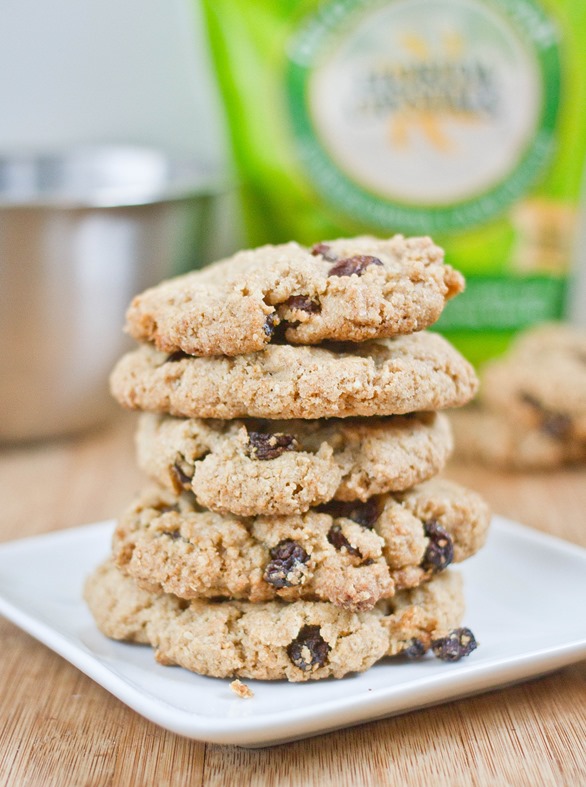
230 679 254 699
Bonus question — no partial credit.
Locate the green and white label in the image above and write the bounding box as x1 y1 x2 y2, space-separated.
287 0 561 233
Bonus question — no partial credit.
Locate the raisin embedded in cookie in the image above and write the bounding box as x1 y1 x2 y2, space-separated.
84 560 471 681
135 411 454 516
125 235 464 357
111 479 490 610
110 332 478 420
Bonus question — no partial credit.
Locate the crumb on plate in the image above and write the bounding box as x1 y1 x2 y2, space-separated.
230 679 254 699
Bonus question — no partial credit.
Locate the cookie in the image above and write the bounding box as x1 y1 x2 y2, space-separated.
480 323 586 442
125 236 464 357
112 479 490 610
450 407 586 469
135 411 453 516
84 560 471 681
110 332 478 420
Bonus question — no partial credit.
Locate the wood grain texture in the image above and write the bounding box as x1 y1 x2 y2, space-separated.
0 415 585 786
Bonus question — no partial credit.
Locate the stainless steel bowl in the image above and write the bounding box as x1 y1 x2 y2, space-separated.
0 146 224 442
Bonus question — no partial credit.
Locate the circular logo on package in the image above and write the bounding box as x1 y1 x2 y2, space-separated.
286 0 561 233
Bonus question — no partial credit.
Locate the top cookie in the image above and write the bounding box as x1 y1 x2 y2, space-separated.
125 236 464 357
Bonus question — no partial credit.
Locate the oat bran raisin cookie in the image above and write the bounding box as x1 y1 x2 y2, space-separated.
450 407 586 469
125 235 464 357
110 332 478 420
135 411 454 516
112 479 490 610
480 322 586 442
84 560 472 681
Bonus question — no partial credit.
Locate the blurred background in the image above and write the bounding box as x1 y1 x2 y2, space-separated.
0 0 225 171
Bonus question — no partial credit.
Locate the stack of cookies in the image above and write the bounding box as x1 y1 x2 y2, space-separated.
451 322 586 470
85 236 491 683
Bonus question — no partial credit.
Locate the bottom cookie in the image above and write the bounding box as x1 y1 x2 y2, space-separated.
84 560 476 682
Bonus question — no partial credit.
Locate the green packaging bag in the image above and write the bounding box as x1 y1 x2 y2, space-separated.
200 0 586 364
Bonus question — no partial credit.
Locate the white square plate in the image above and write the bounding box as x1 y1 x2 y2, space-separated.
0 516 585 747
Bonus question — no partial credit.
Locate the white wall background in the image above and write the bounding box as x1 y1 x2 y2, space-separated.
0 0 228 171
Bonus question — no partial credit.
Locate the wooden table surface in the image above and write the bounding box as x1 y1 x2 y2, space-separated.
1 413 585 787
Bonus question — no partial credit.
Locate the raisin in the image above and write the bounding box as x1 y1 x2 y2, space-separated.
263 312 279 337
284 295 321 314
328 255 383 277
153 503 180 514
264 540 309 588
247 431 299 460
422 520 454 572
171 462 192 489
166 351 189 362
162 529 182 540
403 638 428 659
521 393 572 439
431 628 477 662
317 498 383 529
267 320 289 344
521 392 541 410
276 295 321 333
311 242 338 262
542 412 573 439
327 524 361 557
287 625 330 671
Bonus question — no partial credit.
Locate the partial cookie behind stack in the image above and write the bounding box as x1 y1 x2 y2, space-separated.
451 323 586 469
86 235 490 682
